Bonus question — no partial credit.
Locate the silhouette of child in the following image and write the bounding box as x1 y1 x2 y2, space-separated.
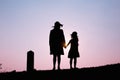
65 31 80 69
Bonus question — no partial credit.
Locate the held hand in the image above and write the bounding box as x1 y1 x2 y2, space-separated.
64 45 67 48
64 46 67 48
63 44 67 48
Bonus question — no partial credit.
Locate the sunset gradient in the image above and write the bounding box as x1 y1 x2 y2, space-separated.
0 0 120 72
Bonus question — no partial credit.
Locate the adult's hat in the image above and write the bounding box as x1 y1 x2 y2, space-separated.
54 21 63 27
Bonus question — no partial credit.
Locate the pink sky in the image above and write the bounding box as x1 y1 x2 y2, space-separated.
0 0 120 72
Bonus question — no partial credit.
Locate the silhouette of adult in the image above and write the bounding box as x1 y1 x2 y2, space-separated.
49 21 66 70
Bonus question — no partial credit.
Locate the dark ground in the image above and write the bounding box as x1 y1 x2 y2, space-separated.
0 63 120 80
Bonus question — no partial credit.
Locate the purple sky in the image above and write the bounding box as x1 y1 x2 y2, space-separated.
0 0 120 72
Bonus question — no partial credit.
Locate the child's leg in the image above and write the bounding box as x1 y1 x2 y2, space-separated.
70 58 73 69
74 58 77 68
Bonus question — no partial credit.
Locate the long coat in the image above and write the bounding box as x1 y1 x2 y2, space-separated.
49 29 65 55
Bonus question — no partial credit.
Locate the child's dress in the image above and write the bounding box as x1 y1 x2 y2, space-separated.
68 38 80 58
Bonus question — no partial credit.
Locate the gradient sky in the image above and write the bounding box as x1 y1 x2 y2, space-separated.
0 0 120 72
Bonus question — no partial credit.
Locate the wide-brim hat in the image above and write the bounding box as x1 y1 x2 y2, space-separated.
53 21 63 27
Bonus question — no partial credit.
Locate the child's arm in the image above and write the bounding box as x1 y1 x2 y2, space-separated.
65 40 71 48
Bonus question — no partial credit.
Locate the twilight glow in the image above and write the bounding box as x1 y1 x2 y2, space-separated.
0 0 120 72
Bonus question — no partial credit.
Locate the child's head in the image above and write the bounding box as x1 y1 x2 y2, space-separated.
71 31 77 39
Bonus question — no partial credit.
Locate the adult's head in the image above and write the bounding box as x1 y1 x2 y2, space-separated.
53 21 63 29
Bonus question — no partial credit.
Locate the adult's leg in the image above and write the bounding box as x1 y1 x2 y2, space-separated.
58 55 61 70
53 55 56 70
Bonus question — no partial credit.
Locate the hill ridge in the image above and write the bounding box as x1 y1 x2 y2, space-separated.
0 63 120 80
